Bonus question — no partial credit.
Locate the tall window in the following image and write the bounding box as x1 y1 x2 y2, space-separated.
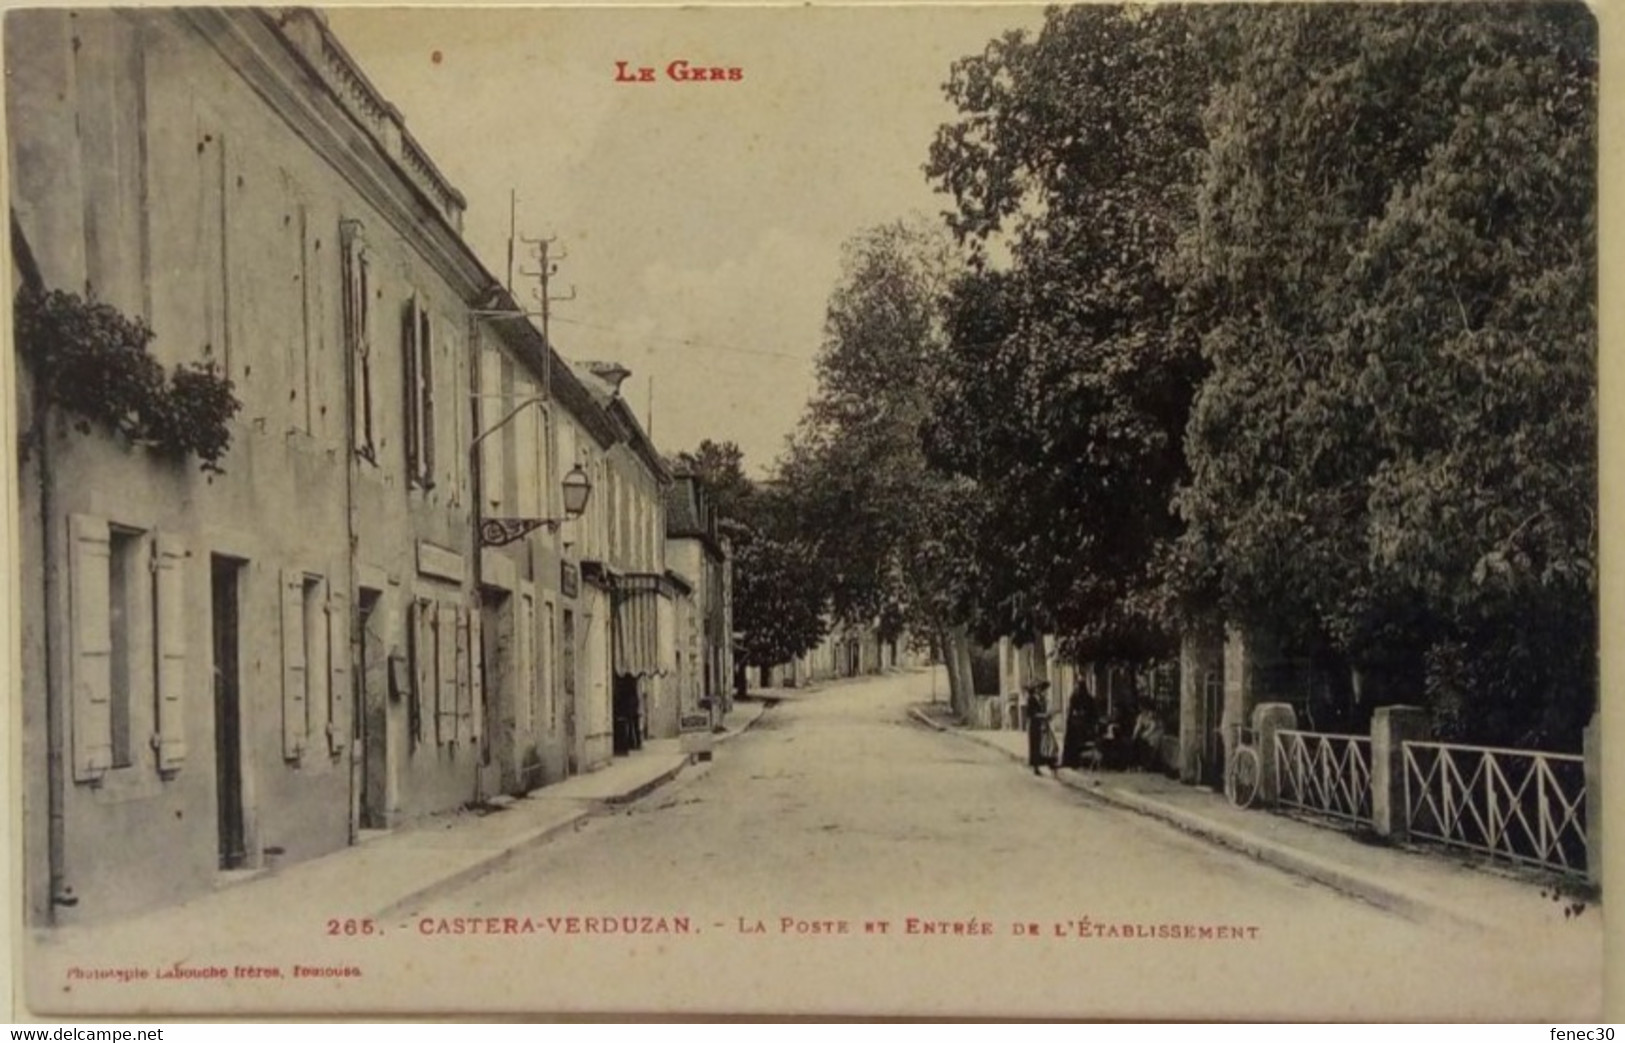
546 601 558 731
403 296 435 489
302 576 328 750
480 349 507 511
69 516 188 780
341 222 374 460
107 527 142 768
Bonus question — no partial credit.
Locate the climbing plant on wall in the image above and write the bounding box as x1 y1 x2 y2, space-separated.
16 287 242 472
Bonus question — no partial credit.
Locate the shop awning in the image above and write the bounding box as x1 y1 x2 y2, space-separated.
612 587 663 677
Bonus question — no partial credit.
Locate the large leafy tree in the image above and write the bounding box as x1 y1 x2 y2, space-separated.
1174 4 1597 745
727 517 829 674
923 5 1210 660
674 440 828 676
674 439 755 523
781 219 986 704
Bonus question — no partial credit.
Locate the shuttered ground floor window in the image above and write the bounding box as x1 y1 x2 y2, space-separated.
68 514 187 782
407 595 481 750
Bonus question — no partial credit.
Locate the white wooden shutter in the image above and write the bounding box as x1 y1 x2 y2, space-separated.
281 569 307 760
327 584 349 756
304 577 330 753
437 601 456 744
153 533 188 772
342 231 359 445
454 606 471 743
69 514 113 781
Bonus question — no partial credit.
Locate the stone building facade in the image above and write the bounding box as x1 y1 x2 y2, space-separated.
10 8 708 926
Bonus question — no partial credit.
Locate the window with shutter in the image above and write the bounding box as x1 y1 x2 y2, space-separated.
327 585 350 757
546 601 558 733
455 607 471 743
410 598 432 749
280 569 308 760
153 534 188 773
517 594 535 736
420 308 435 488
403 296 437 490
402 296 421 485
342 222 374 461
437 601 456 744
107 527 142 769
480 350 506 512
69 515 114 781
303 576 329 760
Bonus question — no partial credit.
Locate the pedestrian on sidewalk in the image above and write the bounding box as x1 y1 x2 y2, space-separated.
1131 704 1166 773
1060 680 1099 769
1024 681 1057 776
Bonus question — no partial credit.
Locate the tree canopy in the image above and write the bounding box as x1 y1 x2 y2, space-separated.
923 5 1210 659
1171 4 1597 744
704 3 1597 747
674 439 828 670
780 219 978 649
917 2 1595 744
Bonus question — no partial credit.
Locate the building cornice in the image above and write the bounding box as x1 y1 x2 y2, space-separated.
182 8 488 302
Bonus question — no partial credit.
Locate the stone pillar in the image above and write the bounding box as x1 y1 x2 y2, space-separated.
1251 702 1297 805
1584 712 1602 888
1220 628 1252 772
1178 633 1216 784
1371 706 1430 841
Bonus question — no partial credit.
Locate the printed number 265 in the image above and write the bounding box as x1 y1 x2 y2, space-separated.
326 918 379 936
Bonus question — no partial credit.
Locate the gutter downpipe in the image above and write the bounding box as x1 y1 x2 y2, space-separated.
38 371 69 919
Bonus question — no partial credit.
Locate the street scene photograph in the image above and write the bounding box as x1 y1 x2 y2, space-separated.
5 2 1604 1021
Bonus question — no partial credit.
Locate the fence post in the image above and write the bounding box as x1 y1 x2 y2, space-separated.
1252 702 1296 806
1584 711 1602 889
1371 705 1429 841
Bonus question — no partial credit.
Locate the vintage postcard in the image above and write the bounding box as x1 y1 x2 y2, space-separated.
3 2 1613 1021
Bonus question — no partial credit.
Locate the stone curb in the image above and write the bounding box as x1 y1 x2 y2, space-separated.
373 805 597 921
376 755 694 920
908 705 1485 932
371 703 794 922
375 702 781 919
715 701 771 746
603 756 692 806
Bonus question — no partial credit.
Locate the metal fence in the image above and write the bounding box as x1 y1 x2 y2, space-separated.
1274 729 1373 824
1402 741 1588 877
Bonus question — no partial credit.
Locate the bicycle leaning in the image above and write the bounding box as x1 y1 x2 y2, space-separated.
1222 721 1263 809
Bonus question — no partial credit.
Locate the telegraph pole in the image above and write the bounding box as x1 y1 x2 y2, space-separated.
518 234 575 403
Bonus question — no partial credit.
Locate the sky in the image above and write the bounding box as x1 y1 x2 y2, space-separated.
324 5 1045 476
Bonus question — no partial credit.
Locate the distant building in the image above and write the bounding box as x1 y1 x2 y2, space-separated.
665 474 735 730
571 362 673 756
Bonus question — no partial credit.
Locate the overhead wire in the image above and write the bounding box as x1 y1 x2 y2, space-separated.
548 313 816 363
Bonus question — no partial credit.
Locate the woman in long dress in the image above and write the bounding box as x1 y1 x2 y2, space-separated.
1024 681 1056 776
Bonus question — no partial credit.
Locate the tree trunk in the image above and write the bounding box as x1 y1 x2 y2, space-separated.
947 626 975 721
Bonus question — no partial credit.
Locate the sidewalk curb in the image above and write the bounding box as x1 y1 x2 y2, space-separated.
376 755 693 920
603 756 692 806
373 805 596 921
909 705 1484 932
715 701 772 747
